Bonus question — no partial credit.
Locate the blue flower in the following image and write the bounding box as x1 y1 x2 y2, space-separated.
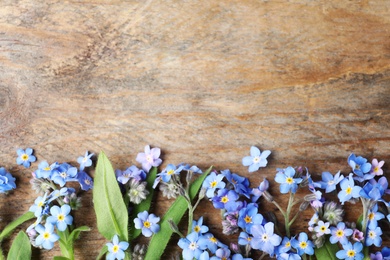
238 203 264 233
134 211 160 237
274 167 303 194
366 226 382 247
179 163 203 174
338 174 362 205
136 145 162 172
16 148 36 168
348 154 372 181
77 151 94 171
360 177 388 202
178 232 203 260
198 233 227 254
211 248 231 260
314 221 331 237
46 205 73 231
276 237 292 254
106 234 129 260
35 223 59 250
51 163 78 187
35 161 58 179
250 223 282 256
0 167 16 193
242 146 271 172
221 169 251 198
330 222 353 245
202 172 226 198
291 232 314 255
251 178 269 202
76 171 93 191
29 193 48 217
277 252 301 260
192 216 209 234
336 242 363 260
317 171 344 193
367 204 385 230
238 232 252 246
116 165 145 184
212 189 242 213
47 187 69 203
159 164 183 182
232 254 253 260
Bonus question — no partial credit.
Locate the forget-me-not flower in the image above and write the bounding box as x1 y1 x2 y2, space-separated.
221 169 250 198
348 153 372 181
338 173 362 205
136 145 162 172
212 189 242 213
238 203 263 233
242 146 271 172
198 233 227 254
367 204 385 230
0 167 16 193
35 223 59 250
291 232 314 256
250 222 282 255
47 205 73 231
51 163 78 187
330 222 353 245
370 159 385 176
134 211 160 237
29 193 49 217
336 241 363 260
35 161 58 179
274 167 303 194
16 148 36 168
192 216 209 234
202 172 226 198
159 164 183 183
314 221 331 237
77 151 94 171
366 226 383 247
317 171 344 193
251 178 269 202
106 234 129 260
178 232 203 260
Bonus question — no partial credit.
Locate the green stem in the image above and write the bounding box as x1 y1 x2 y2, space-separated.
186 200 194 233
288 210 300 227
285 192 295 237
361 198 368 236
272 200 286 216
0 246 4 260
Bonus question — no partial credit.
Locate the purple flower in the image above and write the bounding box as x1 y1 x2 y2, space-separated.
136 145 162 172
274 167 303 194
251 178 269 202
250 223 282 255
242 146 271 172
116 165 145 184
370 159 385 176
212 189 242 213
134 211 160 237
352 229 364 242
16 148 36 168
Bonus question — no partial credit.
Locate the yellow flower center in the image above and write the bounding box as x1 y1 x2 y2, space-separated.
285 241 291 248
244 215 252 223
21 154 29 161
57 214 65 221
300 241 307 249
82 157 88 162
113 245 119 253
167 169 175 175
221 196 229 203
374 166 379 172
43 232 50 239
44 167 51 171
194 226 200 232
210 181 217 188
368 212 375 221
347 250 355 257
320 226 326 232
143 221 151 228
286 177 293 184
209 236 217 243
38 202 44 207
346 187 352 195
336 230 344 237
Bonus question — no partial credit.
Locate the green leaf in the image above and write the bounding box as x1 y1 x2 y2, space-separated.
53 257 71 260
7 231 31 260
96 245 108 260
129 167 158 240
0 211 35 241
67 226 91 244
144 166 212 260
315 240 339 260
93 151 128 241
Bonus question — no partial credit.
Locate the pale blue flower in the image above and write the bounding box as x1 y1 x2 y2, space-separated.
0 167 16 193
314 221 331 237
338 173 362 205
35 223 59 250
16 148 36 168
336 242 363 260
134 211 160 237
348 153 372 181
77 151 94 171
178 232 203 260
106 234 129 260
202 172 226 198
317 171 344 193
51 163 78 187
291 232 314 255
274 167 302 194
250 223 282 256
46 205 73 231
242 146 271 172
330 222 353 245
192 216 209 234
366 226 382 247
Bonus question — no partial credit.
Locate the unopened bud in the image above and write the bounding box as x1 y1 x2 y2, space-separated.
168 219 180 233
198 188 206 200
230 243 240 254
185 171 193 185
299 201 310 211
263 191 274 202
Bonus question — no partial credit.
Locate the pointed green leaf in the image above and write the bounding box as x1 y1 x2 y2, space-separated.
7 231 31 260
144 167 212 260
129 167 158 240
53 257 71 260
67 226 91 244
0 211 35 241
315 240 339 260
93 152 128 241
96 245 108 260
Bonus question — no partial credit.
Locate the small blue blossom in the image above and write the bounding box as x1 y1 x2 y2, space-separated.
212 189 242 213
29 193 49 217
232 254 253 260
360 177 388 202
291 232 314 256
238 203 264 233
202 172 226 198
76 171 93 191
134 211 160 237
238 232 252 246
251 178 269 202
314 221 331 237
200 251 210 260
77 151 94 171
366 226 382 247
46 205 73 231
0 167 16 193
277 252 301 260
26 215 42 233
338 173 362 205
330 222 353 245
159 164 183 183
221 169 251 198
35 223 59 250
274 167 303 194
51 163 78 187
179 163 203 174
198 233 227 254
47 187 69 203
116 165 146 184
16 148 36 168
178 232 203 260
136 145 162 172
35 161 58 179
367 204 385 230
242 146 271 172
317 171 344 193
250 223 282 256
336 242 363 260
276 237 292 254
106 234 129 260
348 153 372 181
192 216 209 234
211 248 231 260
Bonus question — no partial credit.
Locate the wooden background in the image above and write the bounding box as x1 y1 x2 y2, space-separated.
0 0 389 259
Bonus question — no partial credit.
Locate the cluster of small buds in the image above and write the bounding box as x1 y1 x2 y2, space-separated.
132 244 147 260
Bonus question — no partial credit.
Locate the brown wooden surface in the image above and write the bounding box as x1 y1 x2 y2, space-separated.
0 0 389 259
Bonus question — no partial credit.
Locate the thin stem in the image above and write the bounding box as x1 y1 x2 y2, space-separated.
186 200 194 233
258 252 267 260
285 192 295 237
192 195 203 212
288 210 300 227
272 200 286 216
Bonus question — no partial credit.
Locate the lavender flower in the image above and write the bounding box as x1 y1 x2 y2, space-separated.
136 145 162 172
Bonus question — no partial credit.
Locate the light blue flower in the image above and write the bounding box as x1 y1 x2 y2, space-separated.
238 232 252 246
274 167 303 194
16 148 36 168
29 193 49 217
238 203 264 233
336 242 363 260
314 221 330 237
77 151 94 171
198 233 227 254
178 232 203 260
106 234 129 260
35 223 59 250
192 216 209 234
366 226 382 247
0 167 16 193
251 178 269 202
330 222 353 245
212 189 242 213
242 146 271 172
291 232 314 255
211 248 231 260
46 205 73 231
116 165 145 184
232 254 253 260
35 161 58 179
276 237 292 254
51 163 78 187
348 153 372 181
250 223 282 256
202 172 226 198
159 164 183 182
317 171 344 193
134 211 160 237
338 173 362 205
360 177 388 202
277 252 301 260
367 204 385 230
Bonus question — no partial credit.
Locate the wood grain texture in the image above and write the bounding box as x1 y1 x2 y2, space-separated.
0 0 389 259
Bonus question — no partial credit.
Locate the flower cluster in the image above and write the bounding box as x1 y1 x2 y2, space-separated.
0 167 16 193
